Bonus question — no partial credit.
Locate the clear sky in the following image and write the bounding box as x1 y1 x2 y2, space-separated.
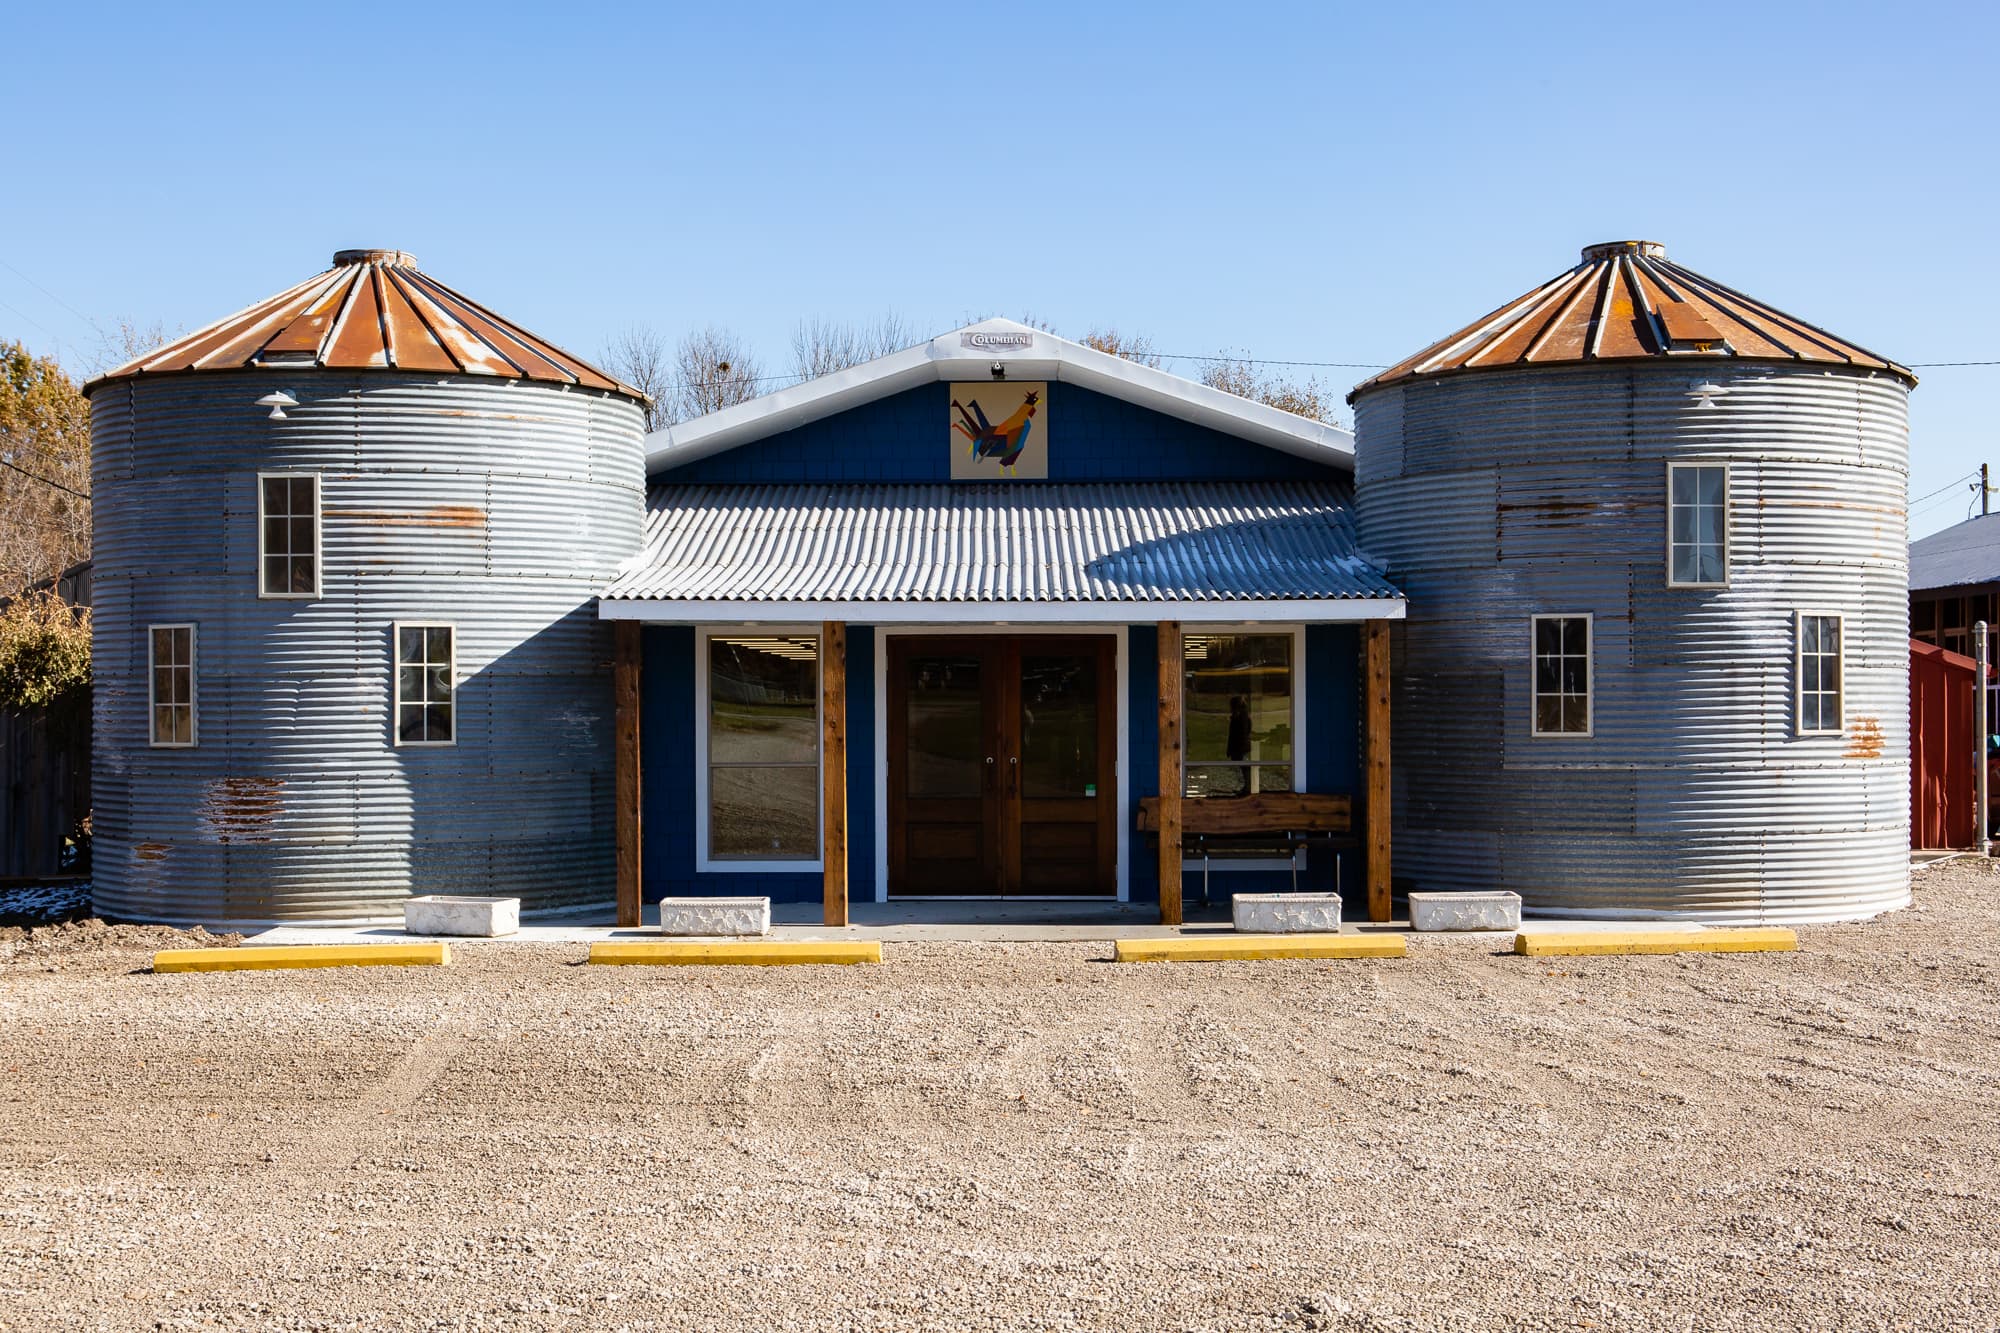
5 1 1992 535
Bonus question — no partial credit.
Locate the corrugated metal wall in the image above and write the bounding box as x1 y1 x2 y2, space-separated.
89 371 645 923
1355 364 1911 923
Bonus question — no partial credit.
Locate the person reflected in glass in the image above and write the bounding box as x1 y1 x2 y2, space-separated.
1227 695 1252 798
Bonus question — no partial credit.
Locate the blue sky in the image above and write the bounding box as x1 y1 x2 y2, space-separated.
5 1 1992 534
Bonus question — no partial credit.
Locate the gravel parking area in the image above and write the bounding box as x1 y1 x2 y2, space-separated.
2 866 1997 1333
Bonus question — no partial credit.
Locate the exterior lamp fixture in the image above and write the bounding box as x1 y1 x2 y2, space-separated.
1687 380 1725 407
990 361 1006 380
257 390 299 421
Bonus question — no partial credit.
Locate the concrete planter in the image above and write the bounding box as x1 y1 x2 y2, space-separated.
1232 893 1341 933
404 895 520 938
657 897 772 937
1409 891 1521 932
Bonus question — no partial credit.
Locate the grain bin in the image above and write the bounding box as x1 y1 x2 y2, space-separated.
1351 241 1915 923
84 250 648 923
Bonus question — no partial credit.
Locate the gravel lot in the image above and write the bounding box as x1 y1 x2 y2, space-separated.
2 866 1997 1333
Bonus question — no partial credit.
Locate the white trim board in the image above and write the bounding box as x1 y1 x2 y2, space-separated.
643 318 1355 476
603 597 1406 624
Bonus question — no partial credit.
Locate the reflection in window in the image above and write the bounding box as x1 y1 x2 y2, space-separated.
1183 633 1292 798
1532 615 1591 736
394 623 455 746
709 635 819 859
905 654 982 799
1021 652 1097 798
149 624 196 747
1668 463 1728 585
259 473 320 597
1798 613 1844 735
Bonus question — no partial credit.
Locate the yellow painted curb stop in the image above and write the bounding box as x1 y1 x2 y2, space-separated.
1514 927 1797 957
588 940 882 966
1115 934 1406 963
152 942 452 973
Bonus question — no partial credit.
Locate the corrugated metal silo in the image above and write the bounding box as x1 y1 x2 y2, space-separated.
1351 240 1915 923
85 250 648 923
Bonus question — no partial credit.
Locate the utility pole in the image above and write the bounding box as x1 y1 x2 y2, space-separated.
1984 463 1992 516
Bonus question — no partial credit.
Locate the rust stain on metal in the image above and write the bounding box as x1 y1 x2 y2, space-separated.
199 777 287 844
86 249 646 400
325 505 488 528
1844 716 1885 760
1350 240 1916 401
133 843 170 862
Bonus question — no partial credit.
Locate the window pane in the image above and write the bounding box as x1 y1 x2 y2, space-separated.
263 556 288 593
399 627 425 662
289 556 315 593
153 666 177 706
264 517 289 556
1671 467 1696 506
398 666 425 704
1020 653 1097 798
1802 656 1820 693
1562 618 1587 655
398 704 427 744
1697 466 1725 508
1562 696 1588 733
1535 657 1560 694
711 765 817 858
1819 619 1840 657
290 476 315 513
426 666 452 703
290 517 314 556
1560 659 1587 695
427 626 452 663
172 705 192 745
1534 620 1560 656
904 654 982 798
425 704 452 741
1535 697 1562 734
263 477 288 514
710 637 817 765
1671 504 1695 546
1184 634 1291 766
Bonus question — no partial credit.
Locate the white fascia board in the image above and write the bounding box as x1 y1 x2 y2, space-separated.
643 318 1356 474
599 596 1406 624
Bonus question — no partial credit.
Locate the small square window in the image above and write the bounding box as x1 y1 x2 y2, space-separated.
393 622 455 746
258 473 321 598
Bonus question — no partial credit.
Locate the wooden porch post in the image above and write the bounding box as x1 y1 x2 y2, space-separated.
822 621 849 927
1364 619 1392 923
1157 621 1184 926
614 619 643 928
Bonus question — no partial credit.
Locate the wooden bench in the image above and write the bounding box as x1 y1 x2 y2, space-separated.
1135 792 1355 905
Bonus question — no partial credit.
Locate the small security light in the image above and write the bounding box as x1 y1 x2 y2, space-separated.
256 390 299 421
990 361 1006 380
1687 380 1725 407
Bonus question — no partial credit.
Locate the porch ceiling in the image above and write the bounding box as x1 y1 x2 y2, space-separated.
598 480 1405 622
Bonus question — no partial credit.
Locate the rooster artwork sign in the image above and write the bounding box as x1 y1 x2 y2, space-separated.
949 382 1049 480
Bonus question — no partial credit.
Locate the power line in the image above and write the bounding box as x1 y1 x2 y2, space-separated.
1909 360 2000 367
0 456 90 501
0 258 106 337
1912 471 1981 506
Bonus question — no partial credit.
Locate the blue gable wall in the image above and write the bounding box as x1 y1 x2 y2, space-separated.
660 381 1339 485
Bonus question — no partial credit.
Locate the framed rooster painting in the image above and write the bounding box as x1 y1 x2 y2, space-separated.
949 382 1049 480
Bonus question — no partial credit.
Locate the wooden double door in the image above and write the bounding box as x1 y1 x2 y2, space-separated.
888 635 1117 897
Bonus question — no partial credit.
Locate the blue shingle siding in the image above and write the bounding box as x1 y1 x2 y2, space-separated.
640 624 877 907
660 383 1339 486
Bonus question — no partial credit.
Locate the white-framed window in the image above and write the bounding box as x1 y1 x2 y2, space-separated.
1797 611 1844 736
1531 614 1593 737
1181 630 1298 798
700 630 822 869
258 472 321 598
392 622 456 746
148 623 197 747
1667 462 1728 587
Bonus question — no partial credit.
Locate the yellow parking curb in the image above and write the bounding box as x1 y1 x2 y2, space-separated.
588 940 882 966
1114 934 1405 963
1514 927 1797 957
153 942 451 973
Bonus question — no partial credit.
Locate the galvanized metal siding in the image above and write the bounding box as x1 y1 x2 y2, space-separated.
1356 364 1910 923
90 371 645 924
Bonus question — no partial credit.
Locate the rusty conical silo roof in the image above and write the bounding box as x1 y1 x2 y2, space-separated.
86 248 645 399
1348 240 1915 401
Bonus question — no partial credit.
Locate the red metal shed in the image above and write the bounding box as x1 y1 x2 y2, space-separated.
1911 638 1981 849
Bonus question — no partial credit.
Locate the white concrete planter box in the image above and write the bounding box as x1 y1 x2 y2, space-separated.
658 897 771 937
404 895 519 938
1232 892 1341 933
1409 891 1521 932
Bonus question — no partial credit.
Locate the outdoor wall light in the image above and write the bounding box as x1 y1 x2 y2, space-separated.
257 390 299 421
1687 380 1726 407
990 361 1006 380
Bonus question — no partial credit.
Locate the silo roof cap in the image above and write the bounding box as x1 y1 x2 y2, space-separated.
86 248 646 400
1349 240 1916 401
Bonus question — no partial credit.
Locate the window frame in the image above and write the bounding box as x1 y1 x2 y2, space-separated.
1529 613 1595 739
1177 623 1308 874
695 626 824 873
1795 610 1846 737
1665 460 1730 589
390 620 458 748
146 622 198 749
256 471 323 600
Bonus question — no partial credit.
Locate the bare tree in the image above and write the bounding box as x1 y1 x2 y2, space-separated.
1079 328 1164 368
86 318 176 381
1199 353 1340 424
669 325 763 425
600 325 675 432
790 314 915 382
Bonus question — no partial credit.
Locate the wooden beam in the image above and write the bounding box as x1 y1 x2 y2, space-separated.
822 621 849 928
614 620 643 929
1156 621 1184 926
1364 619 1392 924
